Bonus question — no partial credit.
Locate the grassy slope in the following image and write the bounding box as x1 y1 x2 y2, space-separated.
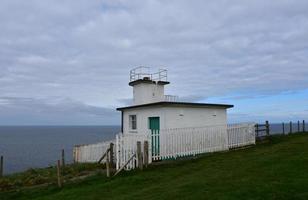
2 133 308 200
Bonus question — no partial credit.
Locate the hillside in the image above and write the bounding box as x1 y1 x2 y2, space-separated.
1 133 308 200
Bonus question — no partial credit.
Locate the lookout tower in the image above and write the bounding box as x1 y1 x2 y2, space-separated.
129 67 171 105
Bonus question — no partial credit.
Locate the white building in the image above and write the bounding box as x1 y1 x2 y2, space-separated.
117 67 233 135
73 67 255 166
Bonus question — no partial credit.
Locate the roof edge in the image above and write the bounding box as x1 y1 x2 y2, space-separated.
129 79 155 86
129 79 170 86
117 101 234 111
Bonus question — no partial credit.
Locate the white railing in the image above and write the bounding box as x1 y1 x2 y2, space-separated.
73 139 115 163
164 95 179 102
116 133 151 170
227 123 256 148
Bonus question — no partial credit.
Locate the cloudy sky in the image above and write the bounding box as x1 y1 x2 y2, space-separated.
0 0 308 125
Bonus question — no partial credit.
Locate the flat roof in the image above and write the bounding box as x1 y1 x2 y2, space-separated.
117 101 234 111
129 79 170 86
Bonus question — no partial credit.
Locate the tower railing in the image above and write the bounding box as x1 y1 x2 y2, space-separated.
130 67 168 82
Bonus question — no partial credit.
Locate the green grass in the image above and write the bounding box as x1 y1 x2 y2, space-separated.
1 133 308 200
0 163 103 191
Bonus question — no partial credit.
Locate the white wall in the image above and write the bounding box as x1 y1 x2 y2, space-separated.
123 106 165 134
122 106 227 134
133 83 164 105
164 107 227 129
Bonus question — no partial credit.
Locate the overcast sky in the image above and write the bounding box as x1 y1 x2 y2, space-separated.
0 0 308 125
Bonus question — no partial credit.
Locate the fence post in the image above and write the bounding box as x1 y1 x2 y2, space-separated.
73 147 76 164
57 160 62 188
289 121 292 134
109 143 114 168
137 141 143 170
282 122 285 135
255 124 259 137
106 150 110 178
61 149 65 169
298 121 300 133
0 156 3 177
265 121 270 136
116 134 120 170
303 120 306 132
144 141 149 168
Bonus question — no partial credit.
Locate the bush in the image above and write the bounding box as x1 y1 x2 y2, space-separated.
0 179 14 191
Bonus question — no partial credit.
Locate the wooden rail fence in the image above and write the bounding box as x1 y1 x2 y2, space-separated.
257 120 306 136
255 121 270 137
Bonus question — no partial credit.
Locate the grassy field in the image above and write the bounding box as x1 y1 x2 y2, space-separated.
0 163 103 192
1 133 308 200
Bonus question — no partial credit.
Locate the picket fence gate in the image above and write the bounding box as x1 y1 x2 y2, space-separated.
74 123 255 171
115 133 151 170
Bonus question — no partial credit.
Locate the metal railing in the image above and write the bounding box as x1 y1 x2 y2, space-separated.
164 95 179 102
130 67 168 82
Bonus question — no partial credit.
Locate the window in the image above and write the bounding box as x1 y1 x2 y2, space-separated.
129 115 137 130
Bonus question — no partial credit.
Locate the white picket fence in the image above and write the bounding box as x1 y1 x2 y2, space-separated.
115 133 151 170
73 139 115 163
151 125 229 161
74 123 255 171
151 123 255 161
227 123 256 148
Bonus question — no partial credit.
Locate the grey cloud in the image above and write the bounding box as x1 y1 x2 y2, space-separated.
0 0 308 124
0 96 116 116
117 98 132 106
0 96 120 125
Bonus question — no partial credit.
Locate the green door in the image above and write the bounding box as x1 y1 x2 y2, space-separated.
149 117 160 159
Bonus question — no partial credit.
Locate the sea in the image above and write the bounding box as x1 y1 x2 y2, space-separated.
0 123 306 175
0 126 120 175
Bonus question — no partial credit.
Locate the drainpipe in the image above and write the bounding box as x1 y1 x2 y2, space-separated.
121 111 124 133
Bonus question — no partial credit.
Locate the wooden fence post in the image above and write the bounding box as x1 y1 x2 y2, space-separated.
298 121 300 133
282 122 285 135
0 156 3 177
109 143 114 168
106 150 110 178
144 141 149 168
289 121 292 134
73 147 76 164
303 120 306 132
265 121 270 136
57 160 62 188
137 141 143 170
61 149 65 168
255 124 259 137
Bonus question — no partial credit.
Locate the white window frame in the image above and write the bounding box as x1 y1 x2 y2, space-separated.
129 115 137 131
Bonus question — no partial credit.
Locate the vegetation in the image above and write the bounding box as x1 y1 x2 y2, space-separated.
1 133 308 199
0 163 102 192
